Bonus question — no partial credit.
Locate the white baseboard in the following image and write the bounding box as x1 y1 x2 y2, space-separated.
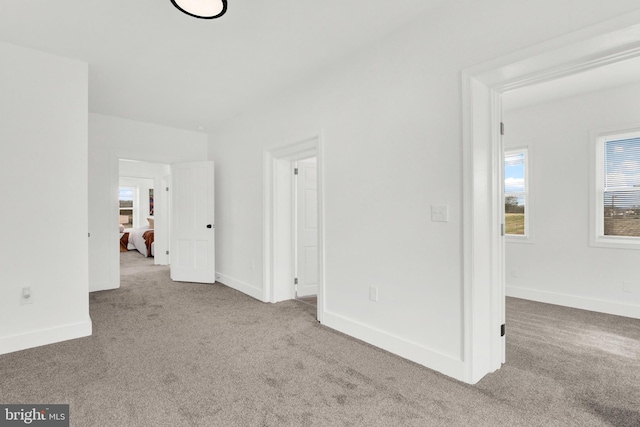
0 318 93 355
216 273 264 301
89 281 119 293
213 273 466 381
506 286 640 319
322 311 465 382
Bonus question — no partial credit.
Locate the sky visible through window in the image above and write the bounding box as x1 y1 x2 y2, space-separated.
505 151 526 235
119 188 134 201
505 152 525 205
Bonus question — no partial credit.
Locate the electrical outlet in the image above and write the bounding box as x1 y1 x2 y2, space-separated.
21 287 33 305
431 205 449 222
369 286 378 302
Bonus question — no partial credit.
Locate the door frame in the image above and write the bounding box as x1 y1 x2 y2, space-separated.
111 153 171 289
462 11 640 384
263 135 324 321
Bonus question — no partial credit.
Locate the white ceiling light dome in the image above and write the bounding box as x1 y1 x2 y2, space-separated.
170 0 227 19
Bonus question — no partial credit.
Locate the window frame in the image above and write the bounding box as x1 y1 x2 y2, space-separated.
591 127 640 250
504 146 532 243
118 186 136 229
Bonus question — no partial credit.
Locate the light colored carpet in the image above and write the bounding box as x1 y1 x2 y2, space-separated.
1 251 639 426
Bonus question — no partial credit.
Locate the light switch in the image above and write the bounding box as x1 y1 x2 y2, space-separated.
431 205 449 222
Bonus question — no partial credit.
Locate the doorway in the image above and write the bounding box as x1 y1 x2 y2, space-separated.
294 157 319 306
117 159 216 284
462 14 640 384
118 159 170 266
263 136 324 321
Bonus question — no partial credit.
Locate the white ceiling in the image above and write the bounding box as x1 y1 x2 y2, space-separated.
502 55 640 112
0 0 447 132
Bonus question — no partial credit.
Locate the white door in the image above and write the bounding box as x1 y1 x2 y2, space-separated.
170 161 215 283
295 158 318 297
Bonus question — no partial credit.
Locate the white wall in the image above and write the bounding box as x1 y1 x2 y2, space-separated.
0 42 91 354
504 82 640 318
88 114 207 292
208 1 640 380
119 159 171 182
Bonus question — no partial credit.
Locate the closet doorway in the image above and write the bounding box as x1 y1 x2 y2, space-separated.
263 135 325 321
294 157 318 306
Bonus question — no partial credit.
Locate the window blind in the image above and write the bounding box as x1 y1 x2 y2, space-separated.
605 137 640 206
604 137 640 237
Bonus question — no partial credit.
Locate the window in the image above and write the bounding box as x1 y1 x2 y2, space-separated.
593 130 640 248
504 148 528 238
119 187 134 228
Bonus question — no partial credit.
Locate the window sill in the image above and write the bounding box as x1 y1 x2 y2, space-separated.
506 235 533 244
590 236 640 250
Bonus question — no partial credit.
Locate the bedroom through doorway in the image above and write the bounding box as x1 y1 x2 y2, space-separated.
118 159 171 268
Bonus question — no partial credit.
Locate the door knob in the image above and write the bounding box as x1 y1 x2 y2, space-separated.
207 224 213 229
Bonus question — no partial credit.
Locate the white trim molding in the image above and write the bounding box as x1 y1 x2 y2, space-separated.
323 311 465 381
216 273 263 301
507 287 640 320
0 319 92 356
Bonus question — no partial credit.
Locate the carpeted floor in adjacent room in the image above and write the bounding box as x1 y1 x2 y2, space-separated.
1 251 639 426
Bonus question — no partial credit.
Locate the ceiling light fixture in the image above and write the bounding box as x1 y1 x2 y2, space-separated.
170 0 227 19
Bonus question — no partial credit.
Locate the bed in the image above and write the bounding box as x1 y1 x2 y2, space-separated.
120 221 155 257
